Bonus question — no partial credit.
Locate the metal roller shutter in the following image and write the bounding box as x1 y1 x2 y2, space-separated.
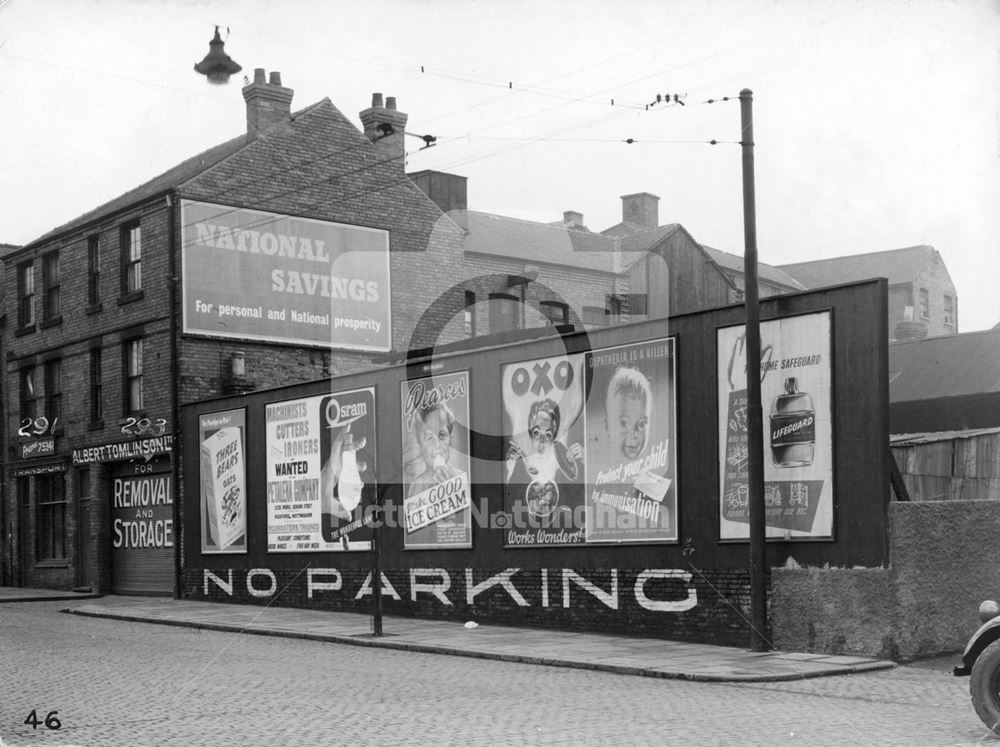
110 472 174 595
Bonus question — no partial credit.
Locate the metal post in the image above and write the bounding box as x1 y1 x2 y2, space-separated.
371 486 383 636
740 89 771 651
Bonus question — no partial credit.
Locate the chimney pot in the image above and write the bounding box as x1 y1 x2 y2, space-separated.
386 96 397 110
371 92 384 108
253 68 266 84
269 71 282 86
243 70 294 139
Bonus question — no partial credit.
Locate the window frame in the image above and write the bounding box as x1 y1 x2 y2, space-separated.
120 221 142 297
44 358 62 428
123 337 144 415
41 251 61 323
17 261 35 330
35 473 67 562
20 365 37 422
918 287 930 320
87 235 101 308
944 294 955 326
540 300 569 326
488 292 520 334
464 291 477 337
90 348 104 426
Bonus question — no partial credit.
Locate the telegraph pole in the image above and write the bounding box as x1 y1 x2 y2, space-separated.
740 89 771 652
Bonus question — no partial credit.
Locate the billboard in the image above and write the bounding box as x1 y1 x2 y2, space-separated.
718 311 834 540
400 371 473 549
181 199 391 351
501 353 587 546
198 408 247 554
265 387 377 552
584 338 677 543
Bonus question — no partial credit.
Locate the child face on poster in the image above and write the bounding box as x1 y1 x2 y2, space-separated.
417 404 455 480
605 367 652 461
528 399 559 455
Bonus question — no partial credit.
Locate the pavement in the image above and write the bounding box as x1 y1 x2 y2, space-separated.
1 586 896 683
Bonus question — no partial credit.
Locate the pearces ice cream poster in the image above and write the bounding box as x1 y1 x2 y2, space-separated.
584 338 677 543
400 371 472 549
265 387 376 552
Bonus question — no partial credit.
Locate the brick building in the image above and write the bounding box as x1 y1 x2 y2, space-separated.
780 245 958 341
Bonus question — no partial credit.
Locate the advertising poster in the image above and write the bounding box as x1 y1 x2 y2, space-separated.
265 387 376 552
584 339 678 543
502 353 586 546
718 311 833 540
181 199 391 351
198 409 247 553
400 371 472 549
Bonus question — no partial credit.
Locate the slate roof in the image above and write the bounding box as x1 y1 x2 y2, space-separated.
779 245 937 288
889 328 1000 401
465 211 642 274
700 244 807 290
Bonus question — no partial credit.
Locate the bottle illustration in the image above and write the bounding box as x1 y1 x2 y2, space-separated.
769 377 815 467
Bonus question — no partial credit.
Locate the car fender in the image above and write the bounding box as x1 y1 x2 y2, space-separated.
956 616 1000 676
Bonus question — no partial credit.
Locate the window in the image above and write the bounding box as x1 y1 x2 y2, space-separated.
540 300 569 326
20 366 37 421
606 294 624 321
464 291 476 337
87 235 101 306
90 348 103 424
44 359 62 427
944 295 954 326
42 252 60 322
918 288 929 319
121 222 142 294
123 338 144 413
17 262 34 329
489 293 519 334
36 474 66 561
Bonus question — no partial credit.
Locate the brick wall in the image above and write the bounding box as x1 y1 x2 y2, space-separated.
183 563 752 645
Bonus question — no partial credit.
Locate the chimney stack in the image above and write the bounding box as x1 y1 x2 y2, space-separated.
562 210 585 230
241 68 294 139
360 92 408 171
621 192 660 230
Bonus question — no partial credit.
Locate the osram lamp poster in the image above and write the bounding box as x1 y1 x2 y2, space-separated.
265 387 377 552
400 371 472 549
198 408 247 554
718 311 834 540
584 338 678 543
181 199 390 351
502 353 586 546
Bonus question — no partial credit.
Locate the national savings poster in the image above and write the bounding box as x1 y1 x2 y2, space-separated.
400 371 472 549
502 353 586 546
265 387 376 551
718 311 833 540
584 338 677 543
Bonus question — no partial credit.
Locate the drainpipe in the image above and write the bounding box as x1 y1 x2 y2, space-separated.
167 191 182 599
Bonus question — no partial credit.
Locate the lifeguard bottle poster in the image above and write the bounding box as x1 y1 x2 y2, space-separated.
717 311 833 540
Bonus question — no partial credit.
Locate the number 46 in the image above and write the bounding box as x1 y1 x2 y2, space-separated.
24 709 61 730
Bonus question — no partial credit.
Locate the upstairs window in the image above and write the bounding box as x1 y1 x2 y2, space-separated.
17 261 34 329
583 306 608 327
121 222 142 294
918 287 929 320
464 291 477 337
90 348 103 424
87 235 101 306
42 251 61 322
44 359 62 427
944 295 955 326
489 293 519 334
123 338 144 414
20 366 37 421
540 300 569 326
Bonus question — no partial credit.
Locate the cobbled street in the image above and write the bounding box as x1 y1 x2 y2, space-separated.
0 600 995 747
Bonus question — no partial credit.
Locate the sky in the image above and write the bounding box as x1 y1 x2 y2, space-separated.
2 0 998 331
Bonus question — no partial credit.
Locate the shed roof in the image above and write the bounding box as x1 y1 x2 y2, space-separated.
700 244 807 290
889 328 1000 401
